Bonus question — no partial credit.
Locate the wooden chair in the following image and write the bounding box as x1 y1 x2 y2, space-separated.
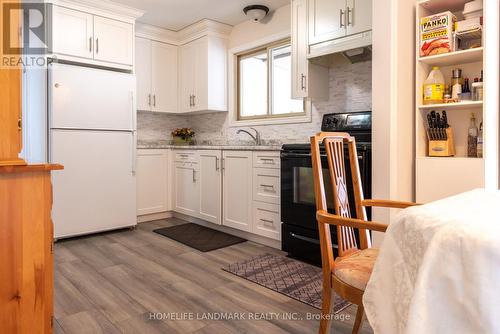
310 133 419 334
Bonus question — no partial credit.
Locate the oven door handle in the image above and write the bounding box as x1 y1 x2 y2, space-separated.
289 232 339 249
281 153 326 158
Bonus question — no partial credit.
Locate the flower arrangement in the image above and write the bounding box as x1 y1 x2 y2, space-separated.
171 128 195 144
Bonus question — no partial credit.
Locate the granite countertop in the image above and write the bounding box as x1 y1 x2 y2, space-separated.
137 140 282 151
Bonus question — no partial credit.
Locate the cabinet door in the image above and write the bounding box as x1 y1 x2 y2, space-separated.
222 151 253 232
93 16 133 65
52 6 93 59
174 162 199 216
292 0 309 99
346 0 372 35
179 43 195 112
198 150 222 224
192 37 208 111
308 0 346 45
135 37 152 111
152 41 178 113
137 150 168 216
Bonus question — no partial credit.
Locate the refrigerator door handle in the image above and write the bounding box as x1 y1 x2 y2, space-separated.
131 130 137 175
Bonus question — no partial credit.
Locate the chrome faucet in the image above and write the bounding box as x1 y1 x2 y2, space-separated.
237 127 261 145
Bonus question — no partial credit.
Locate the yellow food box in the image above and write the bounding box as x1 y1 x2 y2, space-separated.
420 11 456 57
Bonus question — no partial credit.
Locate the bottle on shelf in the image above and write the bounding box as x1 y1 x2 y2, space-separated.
423 66 445 105
467 113 478 158
451 68 462 101
461 78 471 100
472 77 484 101
477 122 483 158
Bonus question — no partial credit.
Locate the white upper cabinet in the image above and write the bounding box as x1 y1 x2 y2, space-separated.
151 42 178 113
308 0 372 46
179 35 227 113
291 0 328 100
51 5 134 66
135 38 178 113
346 0 372 36
135 37 152 111
51 6 93 59
308 0 346 45
93 16 133 65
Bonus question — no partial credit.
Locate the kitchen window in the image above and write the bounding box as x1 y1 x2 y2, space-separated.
237 40 305 121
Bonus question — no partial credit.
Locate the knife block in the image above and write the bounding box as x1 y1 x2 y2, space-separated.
428 128 455 157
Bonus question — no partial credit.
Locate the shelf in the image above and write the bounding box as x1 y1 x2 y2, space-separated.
418 100 483 110
417 156 484 161
418 48 483 67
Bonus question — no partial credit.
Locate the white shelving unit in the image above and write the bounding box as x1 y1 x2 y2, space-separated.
415 0 487 203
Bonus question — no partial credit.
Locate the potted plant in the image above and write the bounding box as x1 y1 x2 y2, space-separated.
171 128 195 145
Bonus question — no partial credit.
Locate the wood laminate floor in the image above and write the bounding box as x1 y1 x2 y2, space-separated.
54 218 374 334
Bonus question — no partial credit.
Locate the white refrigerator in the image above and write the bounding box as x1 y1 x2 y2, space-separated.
49 63 137 239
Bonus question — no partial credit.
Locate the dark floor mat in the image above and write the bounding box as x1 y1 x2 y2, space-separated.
153 223 246 252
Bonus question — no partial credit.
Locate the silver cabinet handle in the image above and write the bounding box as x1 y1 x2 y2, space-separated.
340 9 345 27
215 157 220 171
189 95 192 107
192 95 196 107
96 38 99 54
260 158 275 163
221 158 225 171
180 154 189 158
301 74 306 90
260 219 274 225
153 94 156 107
192 169 196 182
148 94 151 106
347 7 353 26
89 37 92 52
260 184 275 189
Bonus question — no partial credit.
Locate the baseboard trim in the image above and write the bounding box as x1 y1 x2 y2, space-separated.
137 211 173 223
172 212 282 250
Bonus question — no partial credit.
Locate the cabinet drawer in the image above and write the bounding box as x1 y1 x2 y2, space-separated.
253 202 281 240
253 152 280 169
174 151 198 163
253 168 280 204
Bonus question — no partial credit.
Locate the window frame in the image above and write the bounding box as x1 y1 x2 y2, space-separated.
236 39 306 121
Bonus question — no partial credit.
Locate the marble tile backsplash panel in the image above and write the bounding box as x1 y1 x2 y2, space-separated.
137 60 372 145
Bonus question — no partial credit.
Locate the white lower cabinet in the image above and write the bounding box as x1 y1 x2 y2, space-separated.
198 150 222 224
137 149 169 215
222 151 253 232
174 161 200 216
253 202 281 240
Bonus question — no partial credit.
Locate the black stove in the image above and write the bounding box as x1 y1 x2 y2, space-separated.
280 111 372 265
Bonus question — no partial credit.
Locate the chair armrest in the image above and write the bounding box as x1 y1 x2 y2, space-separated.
316 210 389 232
361 199 420 209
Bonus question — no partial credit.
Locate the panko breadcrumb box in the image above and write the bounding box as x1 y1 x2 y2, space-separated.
420 11 456 57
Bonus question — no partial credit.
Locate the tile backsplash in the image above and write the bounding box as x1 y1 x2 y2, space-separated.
137 60 372 145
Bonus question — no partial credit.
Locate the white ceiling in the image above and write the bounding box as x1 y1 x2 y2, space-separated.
111 0 290 31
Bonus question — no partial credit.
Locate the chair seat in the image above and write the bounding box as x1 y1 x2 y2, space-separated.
333 248 379 291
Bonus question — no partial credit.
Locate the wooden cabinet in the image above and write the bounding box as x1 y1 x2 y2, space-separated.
0 68 23 166
174 160 199 216
198 150 222 224
135 37 178 112
222 151 253 232
51 5 133 66
291 0 329 99
0 164 63 334
136 149 169 216
308 0 371 46
93 16 133 65
179 36 227 113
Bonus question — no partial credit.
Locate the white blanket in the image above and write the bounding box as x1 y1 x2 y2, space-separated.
363 189 500 334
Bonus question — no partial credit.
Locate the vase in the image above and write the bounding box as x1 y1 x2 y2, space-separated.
172 137 192 145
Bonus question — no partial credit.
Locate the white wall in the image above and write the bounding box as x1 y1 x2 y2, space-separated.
371 0 415 245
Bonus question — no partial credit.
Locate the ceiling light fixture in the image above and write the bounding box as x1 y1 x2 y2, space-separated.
243 5 269 23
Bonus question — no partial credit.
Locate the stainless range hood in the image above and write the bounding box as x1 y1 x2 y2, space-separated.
342 46 372 63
